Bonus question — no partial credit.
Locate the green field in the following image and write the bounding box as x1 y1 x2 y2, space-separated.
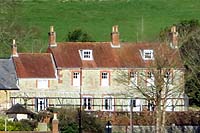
12 0 200 43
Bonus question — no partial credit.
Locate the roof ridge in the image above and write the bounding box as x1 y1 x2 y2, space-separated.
18 53 51 55
58 42 110 44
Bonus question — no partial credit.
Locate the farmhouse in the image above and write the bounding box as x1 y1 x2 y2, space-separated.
9 25 187 112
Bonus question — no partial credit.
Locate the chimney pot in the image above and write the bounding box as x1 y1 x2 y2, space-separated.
13 39 16 45
112 25 118 32
112 26 115 32
171 26 176 33
50 26 54 33
11 39 18 57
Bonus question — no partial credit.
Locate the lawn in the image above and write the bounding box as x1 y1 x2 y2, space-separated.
14 0 200 42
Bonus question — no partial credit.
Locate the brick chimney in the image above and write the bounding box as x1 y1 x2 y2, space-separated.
52 113 59 133
11 39 18 57
48 26 57 47
111 25 120 48
170 26 178 48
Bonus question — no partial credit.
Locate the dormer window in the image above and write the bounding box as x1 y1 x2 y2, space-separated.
79 49 93 60
141 49 154 60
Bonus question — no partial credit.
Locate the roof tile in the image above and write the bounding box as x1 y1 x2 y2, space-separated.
13 53 56 78
48 42 183 68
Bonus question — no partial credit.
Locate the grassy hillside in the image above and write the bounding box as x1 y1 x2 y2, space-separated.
18 0 200 43
1 0 200 55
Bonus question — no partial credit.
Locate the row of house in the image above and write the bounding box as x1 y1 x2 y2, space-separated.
0 25 187 112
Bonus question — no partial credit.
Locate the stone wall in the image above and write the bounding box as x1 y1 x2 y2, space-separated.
9 68 186 112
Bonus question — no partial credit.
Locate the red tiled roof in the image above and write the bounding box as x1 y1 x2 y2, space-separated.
13 53 56 78
48 42 183 68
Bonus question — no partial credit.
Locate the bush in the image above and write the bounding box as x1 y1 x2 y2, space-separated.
67 29 94 42
0 118 37 131
48 107 105 133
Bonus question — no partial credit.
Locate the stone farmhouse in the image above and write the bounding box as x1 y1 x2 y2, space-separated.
6 25 187 112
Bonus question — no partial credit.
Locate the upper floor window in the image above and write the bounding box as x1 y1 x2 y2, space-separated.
164 70 173 84
37 80 49 89
129 71 137 86
79 49 93 60
101 72 110 86
164 71 170 79
141 49 154 60
72 72 80 86
147 72 153 78
147 72 154 87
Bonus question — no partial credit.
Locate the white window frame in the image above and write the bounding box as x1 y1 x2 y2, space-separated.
73 72 80 86
129 71 137 86
164 71 172 84
141 49 154 60
79 49 93 60
101 72 109 86
148 100 155 111
128 98 141 112
103 96 114 111
82 96 93 110
36 98 48 112
147 72 155 87
165 99 173 111
37 80 48 89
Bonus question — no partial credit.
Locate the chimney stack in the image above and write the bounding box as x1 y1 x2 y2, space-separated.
111 25 120 48
11 39 18 57
48 26 57 47
170 26 178 48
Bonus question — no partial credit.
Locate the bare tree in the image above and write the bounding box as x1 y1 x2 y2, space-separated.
0 0 43 57
180 29 200 107
116 43 185 133
160 20 200 107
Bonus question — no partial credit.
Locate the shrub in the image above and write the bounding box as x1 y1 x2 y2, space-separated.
0 118 37 131
48 107 104 133
67 29 94 42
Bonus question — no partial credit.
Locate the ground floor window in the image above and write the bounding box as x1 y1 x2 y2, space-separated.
128 98 141 111
83 96 93 110
103 96 114 111
148 100 155 111
165 99 173 111
35 98 48 112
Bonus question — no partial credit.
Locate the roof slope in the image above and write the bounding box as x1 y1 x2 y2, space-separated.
48 42 183 68
0 59 18 90
6 103 33 114
13 53 56 78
